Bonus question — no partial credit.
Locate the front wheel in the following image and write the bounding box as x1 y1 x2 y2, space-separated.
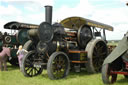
102 64 117 84
47 51 70 80
21 51 43 77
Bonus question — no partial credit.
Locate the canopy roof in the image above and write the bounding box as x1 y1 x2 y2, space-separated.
4 21 39 30
4 17 114 31
60 17 113 31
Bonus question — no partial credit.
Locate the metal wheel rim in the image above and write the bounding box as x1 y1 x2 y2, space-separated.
5 36 11 43
107 65 117 84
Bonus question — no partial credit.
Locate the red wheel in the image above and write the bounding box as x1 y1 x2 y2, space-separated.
102 64 117 84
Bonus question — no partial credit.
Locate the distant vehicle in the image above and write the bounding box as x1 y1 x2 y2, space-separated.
0 22 30 66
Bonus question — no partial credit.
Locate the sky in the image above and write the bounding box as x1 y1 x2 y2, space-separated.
0 0 128 40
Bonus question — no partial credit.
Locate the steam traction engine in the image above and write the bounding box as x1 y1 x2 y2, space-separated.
102 32 128 84
0 22 30 66
20 6 113 79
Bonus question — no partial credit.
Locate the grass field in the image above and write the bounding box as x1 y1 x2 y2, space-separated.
0 64 128 85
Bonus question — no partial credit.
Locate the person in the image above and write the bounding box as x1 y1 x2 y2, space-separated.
0 45 10 71
17 45 28 70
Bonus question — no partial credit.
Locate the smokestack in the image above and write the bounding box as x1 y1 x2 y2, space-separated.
45 5 52 24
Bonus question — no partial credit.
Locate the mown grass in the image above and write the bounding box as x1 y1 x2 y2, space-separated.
0 64 128 85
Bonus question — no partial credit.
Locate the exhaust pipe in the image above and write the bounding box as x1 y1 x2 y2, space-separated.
45 5 52 24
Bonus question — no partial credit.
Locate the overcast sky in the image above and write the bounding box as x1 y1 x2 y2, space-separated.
0 0 128 40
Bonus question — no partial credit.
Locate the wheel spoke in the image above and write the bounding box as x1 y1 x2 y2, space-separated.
25 67 31 71
60 59 66 66
34 67 38 72
93 48 97 56
31 68 33 76
58 56 61 64
33 68 36 75
28 68 33 76
99 52 107 56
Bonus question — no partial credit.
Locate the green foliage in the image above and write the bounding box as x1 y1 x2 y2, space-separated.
0 64 128 85
107 40 120 46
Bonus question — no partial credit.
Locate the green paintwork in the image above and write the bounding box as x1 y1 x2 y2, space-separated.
0 41 3 52
0 41 3 46
103 32 128 65
10 49 18 58
17 29 29 45
11 36 17 44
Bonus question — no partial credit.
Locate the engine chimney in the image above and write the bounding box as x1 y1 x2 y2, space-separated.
45 5 52 24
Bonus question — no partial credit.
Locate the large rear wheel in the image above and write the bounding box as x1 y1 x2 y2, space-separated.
85 39 108 73
47 52 70 80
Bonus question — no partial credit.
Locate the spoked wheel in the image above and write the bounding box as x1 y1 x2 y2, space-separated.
47 52 70 80
21 51 43 77
102 64 117 84
86 39 108 73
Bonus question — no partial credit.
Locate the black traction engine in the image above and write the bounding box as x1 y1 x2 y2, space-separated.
18 6 114 79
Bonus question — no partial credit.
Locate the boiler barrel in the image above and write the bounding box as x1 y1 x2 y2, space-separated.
28 29 39 41
16 29 29 45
